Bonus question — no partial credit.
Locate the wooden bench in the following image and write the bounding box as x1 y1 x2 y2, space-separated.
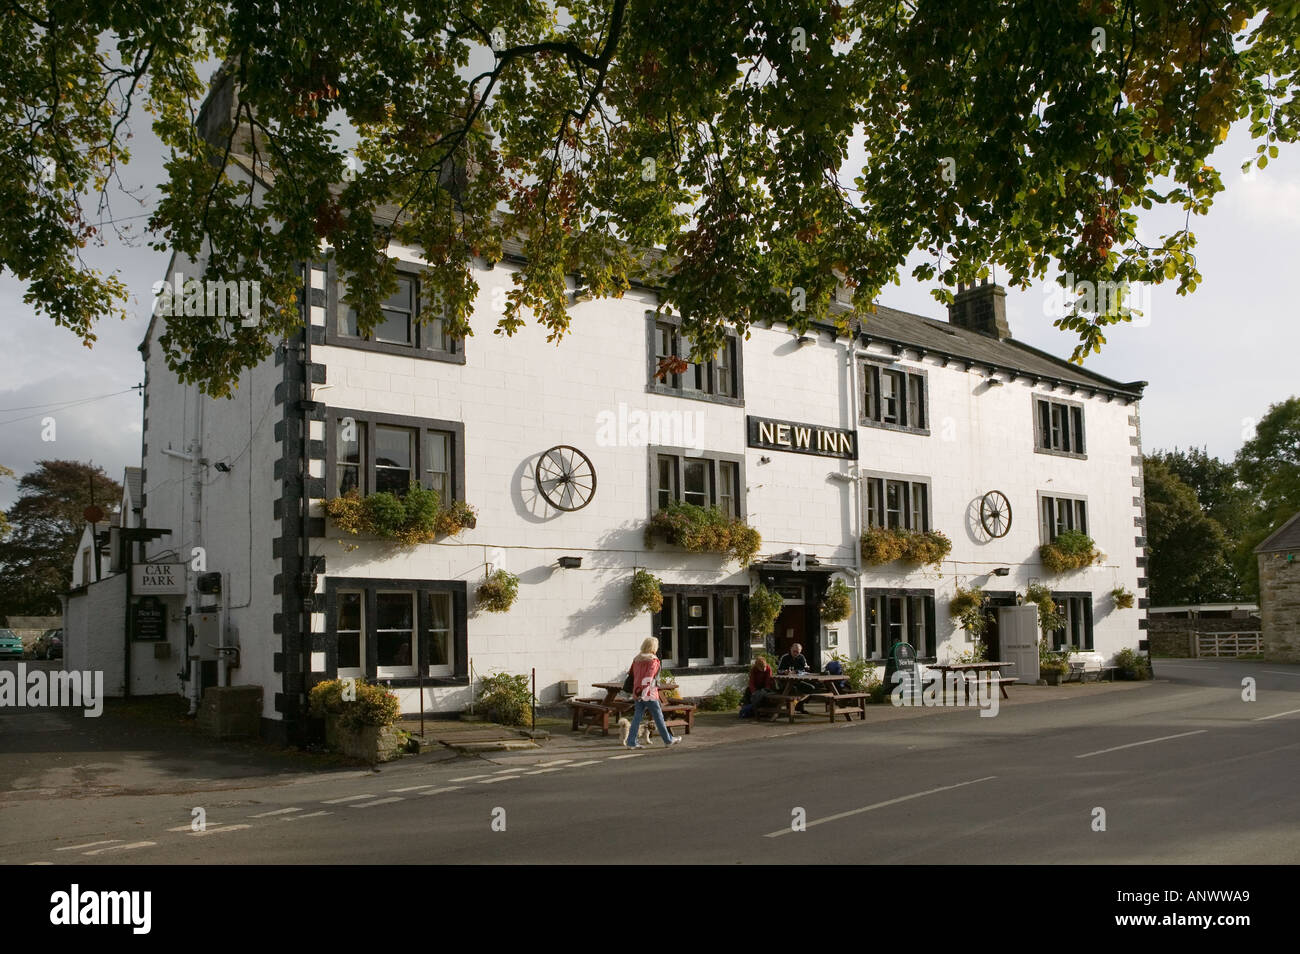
755 694 801 723
958 674 1018 698
819 691 870 722
567 698 618 736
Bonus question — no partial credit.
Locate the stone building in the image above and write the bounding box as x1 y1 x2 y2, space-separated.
1256 511 1300 663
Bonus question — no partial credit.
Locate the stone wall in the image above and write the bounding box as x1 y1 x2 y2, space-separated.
1259 551 1300 663
1148 613 1260 657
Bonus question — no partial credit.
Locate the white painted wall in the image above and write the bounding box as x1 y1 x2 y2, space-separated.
139 246 1144 722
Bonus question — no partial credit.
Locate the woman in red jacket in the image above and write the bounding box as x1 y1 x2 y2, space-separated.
748 657 775 696
624 637 680 748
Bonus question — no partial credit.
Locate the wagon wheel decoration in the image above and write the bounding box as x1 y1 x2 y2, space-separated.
979 490 1013 538
535 445 598 512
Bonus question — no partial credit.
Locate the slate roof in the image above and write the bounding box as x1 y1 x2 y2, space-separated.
1256 511 1300 554
199 160 1146 401
123 466 143 510
830 302 1147 400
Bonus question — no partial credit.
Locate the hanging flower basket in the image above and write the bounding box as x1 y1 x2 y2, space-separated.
477 569 520 613
1111 585 1135 609
1023 583 1066 632
629 569 664 614
749 584 784 638
819 578 852 623
949 585 989 637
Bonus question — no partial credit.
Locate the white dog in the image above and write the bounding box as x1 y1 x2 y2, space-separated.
616 716 651 747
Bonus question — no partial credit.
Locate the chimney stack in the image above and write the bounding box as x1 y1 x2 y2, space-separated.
947 278 1010 339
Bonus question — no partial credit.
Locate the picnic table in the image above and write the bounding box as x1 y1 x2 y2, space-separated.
757 671 869 723
567 680 696 737
925 661 1018 702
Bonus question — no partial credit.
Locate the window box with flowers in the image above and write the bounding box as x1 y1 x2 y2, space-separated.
645 502 762 566
860 527 952 568
323 485 477 547
1039 529 1100 574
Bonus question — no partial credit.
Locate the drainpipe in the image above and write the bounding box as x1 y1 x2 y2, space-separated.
299 327 314 741
845 339 864 659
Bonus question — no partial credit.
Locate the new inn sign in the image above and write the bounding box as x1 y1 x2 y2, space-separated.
746 415 858 460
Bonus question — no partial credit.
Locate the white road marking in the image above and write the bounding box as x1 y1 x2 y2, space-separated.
350 797 403 808
477 775 519 784
281 811 331 821
1075 730 1207 759
190 825 251 837
391 784 435 793
249 807 301 818
450 774 492 782
523 768 562 775
54 839 120 852
1253 707 1300 722
416 786 464 796
536 759 573 767
492 768 518 774
84 841 155 855
322 793 381 804
765 776 999 838
608 753 644 760
1262 671 1300 677
566 760 601 768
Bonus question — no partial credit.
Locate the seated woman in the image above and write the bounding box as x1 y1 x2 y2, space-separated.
741 656 776 715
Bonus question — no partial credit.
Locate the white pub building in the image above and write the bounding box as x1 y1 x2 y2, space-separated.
76 105 1151 745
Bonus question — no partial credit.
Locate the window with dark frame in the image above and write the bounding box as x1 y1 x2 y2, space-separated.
332 264 458 358
652 589 745 669
330 412 460 501
861 362 928 431
1039 494 1088 543
1049 595 1094 651
654 451 742 517
1035 397 1086 455
865 476 931 531
864 591 936 659
327 580 464 683
650 319 741 401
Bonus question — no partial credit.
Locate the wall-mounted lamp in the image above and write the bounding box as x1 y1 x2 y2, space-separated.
214 462 232 473
557 556 582 569
797 335 817 348
759 456 772 465
828 471 858 483
986 377 1004 387
992 567 1011 576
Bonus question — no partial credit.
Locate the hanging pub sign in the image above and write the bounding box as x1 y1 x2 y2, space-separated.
132 562 186 595
746 415 857 460
133 596 167 641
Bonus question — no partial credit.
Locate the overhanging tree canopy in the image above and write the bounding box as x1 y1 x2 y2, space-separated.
2 1 1297 396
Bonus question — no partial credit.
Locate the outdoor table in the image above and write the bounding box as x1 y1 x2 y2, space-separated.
925 661 1017 702
761 672 857 723
591 680 680 709
574 680 693 738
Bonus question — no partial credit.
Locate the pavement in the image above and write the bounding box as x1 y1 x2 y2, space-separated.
2 658 1297 863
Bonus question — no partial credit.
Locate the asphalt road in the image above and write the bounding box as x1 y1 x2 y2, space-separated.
2 658 1297 864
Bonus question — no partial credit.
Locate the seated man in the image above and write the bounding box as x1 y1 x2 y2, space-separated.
777 642 809 673
777 642 814 712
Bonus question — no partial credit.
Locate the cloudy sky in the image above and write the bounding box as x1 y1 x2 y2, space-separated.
2 85 1297 510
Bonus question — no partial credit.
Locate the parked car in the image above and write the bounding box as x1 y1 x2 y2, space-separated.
33 628 63 660
0 629 23 660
